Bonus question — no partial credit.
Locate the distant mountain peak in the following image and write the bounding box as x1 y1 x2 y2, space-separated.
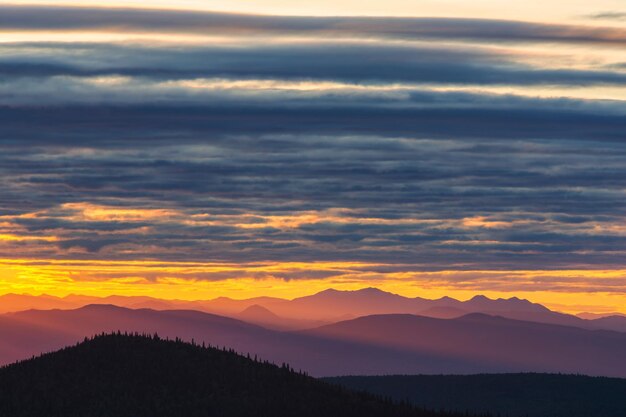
355 287 390 295
464 294 549 313
239 304 279 319
460 312 504 321
310 287 397 299
212 296 235 301
79 303 130 311
316 287 392 295
317 288 341 294
469 295 491 301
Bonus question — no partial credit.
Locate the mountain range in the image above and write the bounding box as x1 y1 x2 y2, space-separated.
2 288 625 332
2 303 625 377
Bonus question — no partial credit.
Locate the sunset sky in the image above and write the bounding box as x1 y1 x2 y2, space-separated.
1 1 625 313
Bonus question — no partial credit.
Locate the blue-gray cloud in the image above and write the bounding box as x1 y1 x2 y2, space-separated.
2 43 626 87
3 5 626 45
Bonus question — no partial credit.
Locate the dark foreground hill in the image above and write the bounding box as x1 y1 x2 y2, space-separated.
326 374 626 417
0 334 482 417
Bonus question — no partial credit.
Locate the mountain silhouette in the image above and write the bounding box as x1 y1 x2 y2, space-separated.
235 304 323 330
303 313 626 377
269 287 419 320
0 293 79 313
589 315 626 333
0 333 477 417
2 305 626 377
416 306 468 319
239 304 281 320
2 289 625 332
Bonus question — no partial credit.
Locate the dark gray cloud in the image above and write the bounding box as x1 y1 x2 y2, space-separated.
2 43 626 87
1 98 624 145
2 5 626 45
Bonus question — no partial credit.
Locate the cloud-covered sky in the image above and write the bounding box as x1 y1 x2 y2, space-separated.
1 2 625 312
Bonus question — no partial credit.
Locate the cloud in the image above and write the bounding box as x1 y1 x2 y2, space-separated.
3 5 626 45
588 12 626 20
1 98 624 146
2 43 626 87
1 117 626 270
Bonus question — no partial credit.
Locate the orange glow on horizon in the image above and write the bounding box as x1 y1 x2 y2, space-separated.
1 258 624 314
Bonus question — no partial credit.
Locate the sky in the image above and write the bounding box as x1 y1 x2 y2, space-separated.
0 1 625 313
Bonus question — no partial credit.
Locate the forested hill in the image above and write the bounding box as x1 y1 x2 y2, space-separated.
0 334 485 417
326 374 626 417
